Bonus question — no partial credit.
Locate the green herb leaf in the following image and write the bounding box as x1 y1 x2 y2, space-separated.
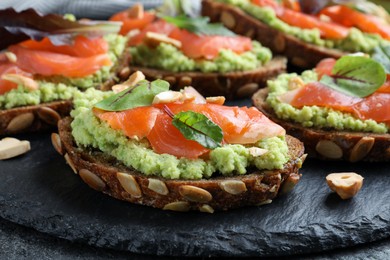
162 15 236 36
0 8 121 49
94 80 169 111
372 44 390 74
171 110 223 149
319 55 386 98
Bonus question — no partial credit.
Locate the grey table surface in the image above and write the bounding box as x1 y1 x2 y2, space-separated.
1 216 390 259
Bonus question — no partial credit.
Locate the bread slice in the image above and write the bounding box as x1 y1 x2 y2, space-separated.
129 56 287 100
54 116 305 212
253 88 390 162
202 0 345 69
0 51 131 136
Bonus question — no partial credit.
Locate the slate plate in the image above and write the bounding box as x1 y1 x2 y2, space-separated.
1 132 389 257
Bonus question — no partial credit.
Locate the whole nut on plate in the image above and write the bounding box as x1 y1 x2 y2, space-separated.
326 172 364 199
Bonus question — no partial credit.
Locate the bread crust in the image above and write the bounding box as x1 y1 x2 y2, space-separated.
55 117 305 212
202 0 346 69
252 88 390 162
0 51 131 135
129 56 287 100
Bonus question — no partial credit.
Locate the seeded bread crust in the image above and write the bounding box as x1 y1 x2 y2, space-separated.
0 51 131 136
252 88 390 162
129 56 287 100
202 0 346 69
54 116 305 212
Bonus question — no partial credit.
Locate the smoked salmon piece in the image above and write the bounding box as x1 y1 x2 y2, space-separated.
19 35 109 57
169 28 253 60
251 0 349 39
314 58 336 79
320 5 390 40
110 11 156 36
147 113 209 158
97 101 285 158
290 82 362 113
353 93 390 123
95 106 162 138
128 20 176 46
9 45 112 78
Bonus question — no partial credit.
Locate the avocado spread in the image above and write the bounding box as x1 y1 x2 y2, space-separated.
220 0 386 53
130 40 272 73
0 34 127 110
266 70 389 133
70 88 290 180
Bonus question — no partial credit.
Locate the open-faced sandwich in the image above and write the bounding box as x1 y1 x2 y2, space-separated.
110 3 287 99
53 72 305 212
253 53 390 162
203 0 390 68
0 9 129 135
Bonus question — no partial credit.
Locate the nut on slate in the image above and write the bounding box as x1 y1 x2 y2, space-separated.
326 172 364 200
0 137 31 160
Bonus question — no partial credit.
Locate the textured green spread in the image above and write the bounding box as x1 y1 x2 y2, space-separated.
70 89 290 180
129 41 272 73
0 34 127 110
221 0 386 53
266 71 389 133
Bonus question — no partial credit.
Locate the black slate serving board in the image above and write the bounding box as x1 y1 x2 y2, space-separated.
1 131 389 257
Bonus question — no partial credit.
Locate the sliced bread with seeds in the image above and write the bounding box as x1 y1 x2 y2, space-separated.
53 73 305 212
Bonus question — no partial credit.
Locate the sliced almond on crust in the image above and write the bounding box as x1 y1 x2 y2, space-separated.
148 178 169 195
163 201 190 212
219 180 247 195
179 185 212 203
349 137 375 162
79 169 106 191
316 140 343 159
6 113 34 133
117 172 142 198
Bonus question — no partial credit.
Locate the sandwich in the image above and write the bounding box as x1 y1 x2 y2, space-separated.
109 3 287 99
253 53 390 162
0 9 129 135
53 72 305 212
202 0 390 68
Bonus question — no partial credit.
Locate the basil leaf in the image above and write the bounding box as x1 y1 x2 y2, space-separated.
0 8 121 49
162 16 236 36
319 56 386 98
372 44 390 74
94 80 169 111
172 111 223 149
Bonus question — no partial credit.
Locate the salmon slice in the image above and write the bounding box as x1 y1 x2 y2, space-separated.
110 11 156 36
0 61 32 94
169 28 253 59
147 113 209 158
320 5 390 40
9 45 112 78
251 0 349 39
19 35 109 57
95 106 162 138
128 20 177 46
290 82 362 113
353 93 390 123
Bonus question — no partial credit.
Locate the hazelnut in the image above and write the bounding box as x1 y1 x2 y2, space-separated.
326 172 364 199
